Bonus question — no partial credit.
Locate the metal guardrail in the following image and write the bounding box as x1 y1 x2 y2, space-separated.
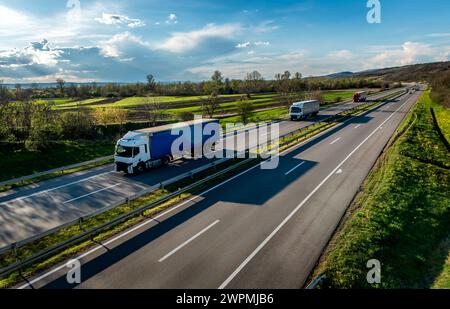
0 88 402 189
0 155 114 188
306 273 326 289
0 157 251 278
0 90 407 278
0 126 269 189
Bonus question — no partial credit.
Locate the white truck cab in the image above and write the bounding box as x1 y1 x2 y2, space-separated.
115 132 151 174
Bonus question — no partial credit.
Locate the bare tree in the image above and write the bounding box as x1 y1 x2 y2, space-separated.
243 70 265 95
143 96 166 126
146 74 156 93
56 79 65 97
201 92 220 118
275 71 297 107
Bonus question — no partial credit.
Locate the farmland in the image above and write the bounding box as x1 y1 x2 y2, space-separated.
49 89 371 123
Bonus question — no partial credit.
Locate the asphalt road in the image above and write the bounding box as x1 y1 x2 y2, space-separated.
0 88 405 247
16 86 421 289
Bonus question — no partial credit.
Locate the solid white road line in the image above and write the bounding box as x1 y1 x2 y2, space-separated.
158 220 220 262
1 171 115 205
354 124 361 129
218 95 413 289
18 120 328 289
284 161 305 176
330 137 341 145
63 184 120 204
17 93 406 289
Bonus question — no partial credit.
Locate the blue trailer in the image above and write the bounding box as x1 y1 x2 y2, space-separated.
115 119 220 174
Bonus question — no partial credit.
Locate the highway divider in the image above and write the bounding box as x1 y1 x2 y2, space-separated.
0 90 407 281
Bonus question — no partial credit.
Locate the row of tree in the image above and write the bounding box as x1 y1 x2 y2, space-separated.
1 70 387 100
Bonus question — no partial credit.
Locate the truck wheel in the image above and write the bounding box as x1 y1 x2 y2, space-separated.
162 156 170 165
136 162 145 174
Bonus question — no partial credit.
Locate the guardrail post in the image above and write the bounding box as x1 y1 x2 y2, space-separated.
78 217 84 231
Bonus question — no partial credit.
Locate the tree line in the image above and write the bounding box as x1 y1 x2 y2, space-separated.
0 70 392 151
1 71 386 100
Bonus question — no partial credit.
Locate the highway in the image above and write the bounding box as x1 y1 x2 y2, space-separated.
15 86 422 289
0 88 404 247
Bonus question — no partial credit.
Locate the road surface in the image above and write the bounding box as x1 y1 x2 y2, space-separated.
16 87 421 289
0 88 404 247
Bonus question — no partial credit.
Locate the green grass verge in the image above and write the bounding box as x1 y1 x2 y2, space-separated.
0 140 114 182
0 157 113 193
312 90 450 289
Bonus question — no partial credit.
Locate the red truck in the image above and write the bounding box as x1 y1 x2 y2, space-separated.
353 91 367 102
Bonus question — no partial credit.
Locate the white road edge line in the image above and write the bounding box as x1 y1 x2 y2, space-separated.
218 95 413 289
2 171 115 205
17 116 326 289
354 124 361 129
284 161 305 176
330 137 341 145
158 220 220 263
63 184 120 204
17 93 405 289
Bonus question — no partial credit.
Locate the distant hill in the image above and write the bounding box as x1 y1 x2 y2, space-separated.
325 61 450 82
323 71 355 79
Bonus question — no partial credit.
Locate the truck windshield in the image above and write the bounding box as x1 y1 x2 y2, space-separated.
116 145 134 158
291 107 301 113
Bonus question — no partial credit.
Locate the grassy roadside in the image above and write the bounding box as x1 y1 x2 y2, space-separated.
0 140 115 183
0 157 114 193
0 98 388 288
311 90 450 289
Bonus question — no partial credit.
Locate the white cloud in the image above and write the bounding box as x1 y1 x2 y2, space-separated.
236 42 251 49
99 32 150 58
428 33 450 38
157 23 241 53
328 49 353 60
166 13 178 24
252 20 279 33
95 13 145 28
254 41 270 46
364 41 446 68
0 39 63 68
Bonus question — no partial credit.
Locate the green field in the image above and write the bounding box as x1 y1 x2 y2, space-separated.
49 90 367 123
313 90 450 288
0 140 114 182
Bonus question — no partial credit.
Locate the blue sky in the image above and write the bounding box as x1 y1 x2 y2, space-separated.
1 0 449 83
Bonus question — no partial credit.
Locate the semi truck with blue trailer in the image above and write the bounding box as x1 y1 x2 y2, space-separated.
115 119 220 174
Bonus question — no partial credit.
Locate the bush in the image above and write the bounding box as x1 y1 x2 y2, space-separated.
60 109 95 139
25 123 61 151
177 111 195 121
